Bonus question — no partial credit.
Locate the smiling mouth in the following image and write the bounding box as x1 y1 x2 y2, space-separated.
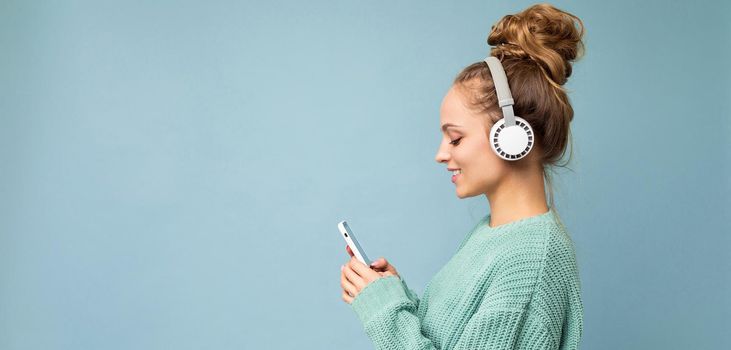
452 173 461 184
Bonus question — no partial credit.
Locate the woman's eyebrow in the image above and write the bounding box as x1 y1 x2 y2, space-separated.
441 123 463 132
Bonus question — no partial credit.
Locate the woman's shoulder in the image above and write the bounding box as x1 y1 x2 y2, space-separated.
507 215 576 250
504 220 581 301
493 220 579 277
480 221 581 309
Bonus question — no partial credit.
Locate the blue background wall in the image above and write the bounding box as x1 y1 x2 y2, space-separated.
1 1 729 349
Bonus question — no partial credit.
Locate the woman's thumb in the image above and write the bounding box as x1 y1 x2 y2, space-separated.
369 257 385 268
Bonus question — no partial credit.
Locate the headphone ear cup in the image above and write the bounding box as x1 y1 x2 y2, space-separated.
489 118 505 158
489 116 534 161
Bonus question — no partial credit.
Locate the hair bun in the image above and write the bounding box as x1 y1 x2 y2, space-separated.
487 3 585 86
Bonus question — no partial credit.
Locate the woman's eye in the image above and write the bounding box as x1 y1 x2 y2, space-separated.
450 137 463 146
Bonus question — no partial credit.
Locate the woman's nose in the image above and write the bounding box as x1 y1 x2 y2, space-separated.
435 150 449 164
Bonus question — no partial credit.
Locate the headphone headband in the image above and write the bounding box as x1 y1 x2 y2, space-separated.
484 56 516 127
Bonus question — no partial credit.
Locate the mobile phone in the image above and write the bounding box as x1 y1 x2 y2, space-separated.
337 220 371 266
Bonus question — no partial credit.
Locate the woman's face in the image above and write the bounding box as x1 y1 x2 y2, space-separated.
434 84 509 198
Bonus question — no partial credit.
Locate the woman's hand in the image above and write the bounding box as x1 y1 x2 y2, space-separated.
345 245 400 278
341 245 400 304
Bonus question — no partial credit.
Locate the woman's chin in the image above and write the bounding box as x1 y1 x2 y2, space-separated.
456 184 484 199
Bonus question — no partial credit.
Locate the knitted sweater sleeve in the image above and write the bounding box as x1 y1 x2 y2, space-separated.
399 278 420 307
353 220 478 334
350 229 573 350
350 275 553 350
350 275 435 350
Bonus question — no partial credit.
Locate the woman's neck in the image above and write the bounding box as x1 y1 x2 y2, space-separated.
485 169 549 228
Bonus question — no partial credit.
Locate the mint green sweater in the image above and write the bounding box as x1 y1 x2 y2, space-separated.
350 208 583 349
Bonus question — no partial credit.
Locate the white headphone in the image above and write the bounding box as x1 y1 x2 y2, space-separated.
484 56 534 161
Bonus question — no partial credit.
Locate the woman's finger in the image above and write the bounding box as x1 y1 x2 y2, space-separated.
343 262 365 289
340 267 358 297
341 289 354 304
348 256 380 282
345 245 354 257
369 257 384 268
370 259 400 279
342 263 366 290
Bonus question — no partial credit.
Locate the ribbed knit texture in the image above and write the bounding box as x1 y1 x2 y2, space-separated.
350 208 583 349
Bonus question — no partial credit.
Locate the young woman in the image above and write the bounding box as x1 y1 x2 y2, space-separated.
339 3 585 349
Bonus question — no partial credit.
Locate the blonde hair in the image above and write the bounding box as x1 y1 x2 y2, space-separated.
455 3 586 223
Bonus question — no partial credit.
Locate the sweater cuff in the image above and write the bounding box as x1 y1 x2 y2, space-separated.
400 278 418 302
350 275 412 326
